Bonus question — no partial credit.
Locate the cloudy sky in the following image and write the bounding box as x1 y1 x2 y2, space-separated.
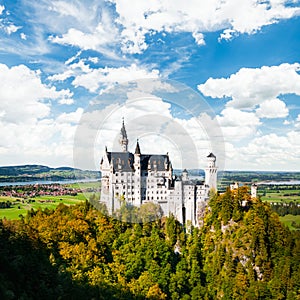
0 0 300 171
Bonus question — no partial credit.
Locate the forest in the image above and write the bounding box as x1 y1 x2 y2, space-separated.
0 186 299 299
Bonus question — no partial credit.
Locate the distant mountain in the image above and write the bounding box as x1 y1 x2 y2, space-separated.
0 165 100 182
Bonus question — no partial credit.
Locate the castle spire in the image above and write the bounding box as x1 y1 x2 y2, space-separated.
119 118 128 152
135 139 141 155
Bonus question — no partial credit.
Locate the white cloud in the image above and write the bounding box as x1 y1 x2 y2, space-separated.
295 114 300 128
49 6 119 55
51 62 160 93
216 107 261 141
88 56 99 64
0 5 5 15
58 98 74 105
256 98 289 118
0 63 73 124
0 106 85 167
237 133 298 170
218 29 236 41
5 24 21 34
56 107 84 124
109 0 300 53
219 130 300 171
192 32 205 46
27 0 300 55
73 87 223 170
0 63 78 165
198 63 300 110
20 32 27 40
50 24 115 51
0 5 22 35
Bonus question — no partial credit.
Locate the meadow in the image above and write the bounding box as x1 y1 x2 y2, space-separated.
279 214 300 230
0 194 87 219
1 181 300 230
0 181 100 219
259 188 300 203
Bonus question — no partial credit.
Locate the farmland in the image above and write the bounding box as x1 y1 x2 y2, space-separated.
0 181 100 220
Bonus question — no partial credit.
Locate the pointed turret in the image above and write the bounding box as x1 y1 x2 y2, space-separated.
119 118 128 152
135 140 141 155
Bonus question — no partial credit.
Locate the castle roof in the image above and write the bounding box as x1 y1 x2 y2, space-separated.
106 151 170 172
140 154 169 171
107 151 134 172
207 152 216 158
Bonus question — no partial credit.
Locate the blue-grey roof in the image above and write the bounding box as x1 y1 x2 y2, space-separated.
107 152 134 172
106 151 170 172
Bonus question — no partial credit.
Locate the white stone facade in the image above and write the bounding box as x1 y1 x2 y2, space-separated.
100 121 218 226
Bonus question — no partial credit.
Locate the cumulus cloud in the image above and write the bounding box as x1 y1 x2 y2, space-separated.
237 132 299 170
74 95 215 170
192 32 205 46
219 130 300 170
0 63 78 166
198 63 300 110
0 117 78 167
216 107 261 141
256 99 289 118
0 63 73 124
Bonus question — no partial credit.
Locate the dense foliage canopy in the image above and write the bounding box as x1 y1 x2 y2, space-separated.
0 186 299 299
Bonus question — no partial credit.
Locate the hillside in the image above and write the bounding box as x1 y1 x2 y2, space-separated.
0 187 299 299
0 165 100 182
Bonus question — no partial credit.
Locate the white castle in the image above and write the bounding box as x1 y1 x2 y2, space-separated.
100 121 218 226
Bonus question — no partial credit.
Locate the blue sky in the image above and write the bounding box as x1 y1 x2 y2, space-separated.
0 0 300 171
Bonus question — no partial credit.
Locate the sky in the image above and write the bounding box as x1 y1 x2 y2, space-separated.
0 0 300 171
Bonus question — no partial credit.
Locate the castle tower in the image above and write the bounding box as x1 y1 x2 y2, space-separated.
182 169 189 181
133 140 141 205
251 184 258 198
204 152 217 190
119 119 128 152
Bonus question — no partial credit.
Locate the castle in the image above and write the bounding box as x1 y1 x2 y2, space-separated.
100 121 217 226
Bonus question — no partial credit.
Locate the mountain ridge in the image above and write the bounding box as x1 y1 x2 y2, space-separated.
0 164 100 182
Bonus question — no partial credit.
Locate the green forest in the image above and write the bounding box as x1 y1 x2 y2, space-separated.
0 186 299 299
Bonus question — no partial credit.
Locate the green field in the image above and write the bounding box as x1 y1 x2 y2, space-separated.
0 193 100 220
259 189 300 203
279 214 300 231
65 181 101 190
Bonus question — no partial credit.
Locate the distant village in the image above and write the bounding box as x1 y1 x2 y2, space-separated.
0 184 81 199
